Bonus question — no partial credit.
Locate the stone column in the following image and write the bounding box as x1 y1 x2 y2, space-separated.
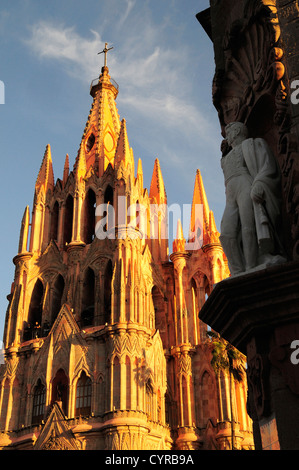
72 188 84 244
172 345 200 450
29 201 44 253
170 252 191 345
57 200 64 249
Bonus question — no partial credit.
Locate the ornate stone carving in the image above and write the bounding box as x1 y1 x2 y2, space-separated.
178 352 192 377
213 2 286 126
41 430 70 450
211 0 299 259
247 352 271 419
34 402 80 450
107 330 144 358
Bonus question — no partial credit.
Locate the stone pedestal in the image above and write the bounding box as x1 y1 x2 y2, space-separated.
199 261 299 450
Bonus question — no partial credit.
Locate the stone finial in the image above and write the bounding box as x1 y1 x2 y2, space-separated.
149 158 167 205
173 219 186 253
35 144 54 194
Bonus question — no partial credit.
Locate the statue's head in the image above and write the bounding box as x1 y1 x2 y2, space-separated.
225 122 248 146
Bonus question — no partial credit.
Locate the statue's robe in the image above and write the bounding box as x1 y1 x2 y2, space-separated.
242 138 283 255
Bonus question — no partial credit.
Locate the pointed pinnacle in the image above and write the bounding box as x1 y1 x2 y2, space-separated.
172 219 186 253
149 158 167 204
75 142 87 180
115 118 134 170
63 154 70 187
36 144 54 193
18 206 30 254
190 169 210 236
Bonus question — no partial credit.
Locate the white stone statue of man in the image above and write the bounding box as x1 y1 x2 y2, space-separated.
220 122 286 276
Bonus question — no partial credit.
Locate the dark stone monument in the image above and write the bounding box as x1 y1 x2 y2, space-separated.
197 1 299 450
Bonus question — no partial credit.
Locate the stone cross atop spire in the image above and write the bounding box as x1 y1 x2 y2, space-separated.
98 42 114 68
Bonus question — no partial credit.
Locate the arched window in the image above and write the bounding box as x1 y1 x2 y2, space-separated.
32 379 46 425
191 278 197 308
26 279 44 339
63 195 74 247
191 278 199 344
104 185 113 206
83 188 96 244
104 260 113 324
51 275 65 324
135 200 140 229
50 201 59 242
51 369 69 415
145 378 154 419
103 185 114 232
86 132 95 153
75 371 92 417
204 276 211 300
98 376 105 415
165 392 175 428
81 268 95 327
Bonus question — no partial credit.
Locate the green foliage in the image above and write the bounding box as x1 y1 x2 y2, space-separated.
206 330 246 450
206 330 244 382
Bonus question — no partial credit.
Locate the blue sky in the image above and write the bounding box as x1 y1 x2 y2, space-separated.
0 0 224 340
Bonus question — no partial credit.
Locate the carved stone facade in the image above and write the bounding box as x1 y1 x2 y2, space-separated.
0 63 253 450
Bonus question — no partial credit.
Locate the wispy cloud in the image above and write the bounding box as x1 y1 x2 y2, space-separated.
119 91 216 147
118 0 136 26
25 18 186 88
25 21 101 80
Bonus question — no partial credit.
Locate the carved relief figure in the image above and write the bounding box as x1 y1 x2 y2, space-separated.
220 122 286 275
